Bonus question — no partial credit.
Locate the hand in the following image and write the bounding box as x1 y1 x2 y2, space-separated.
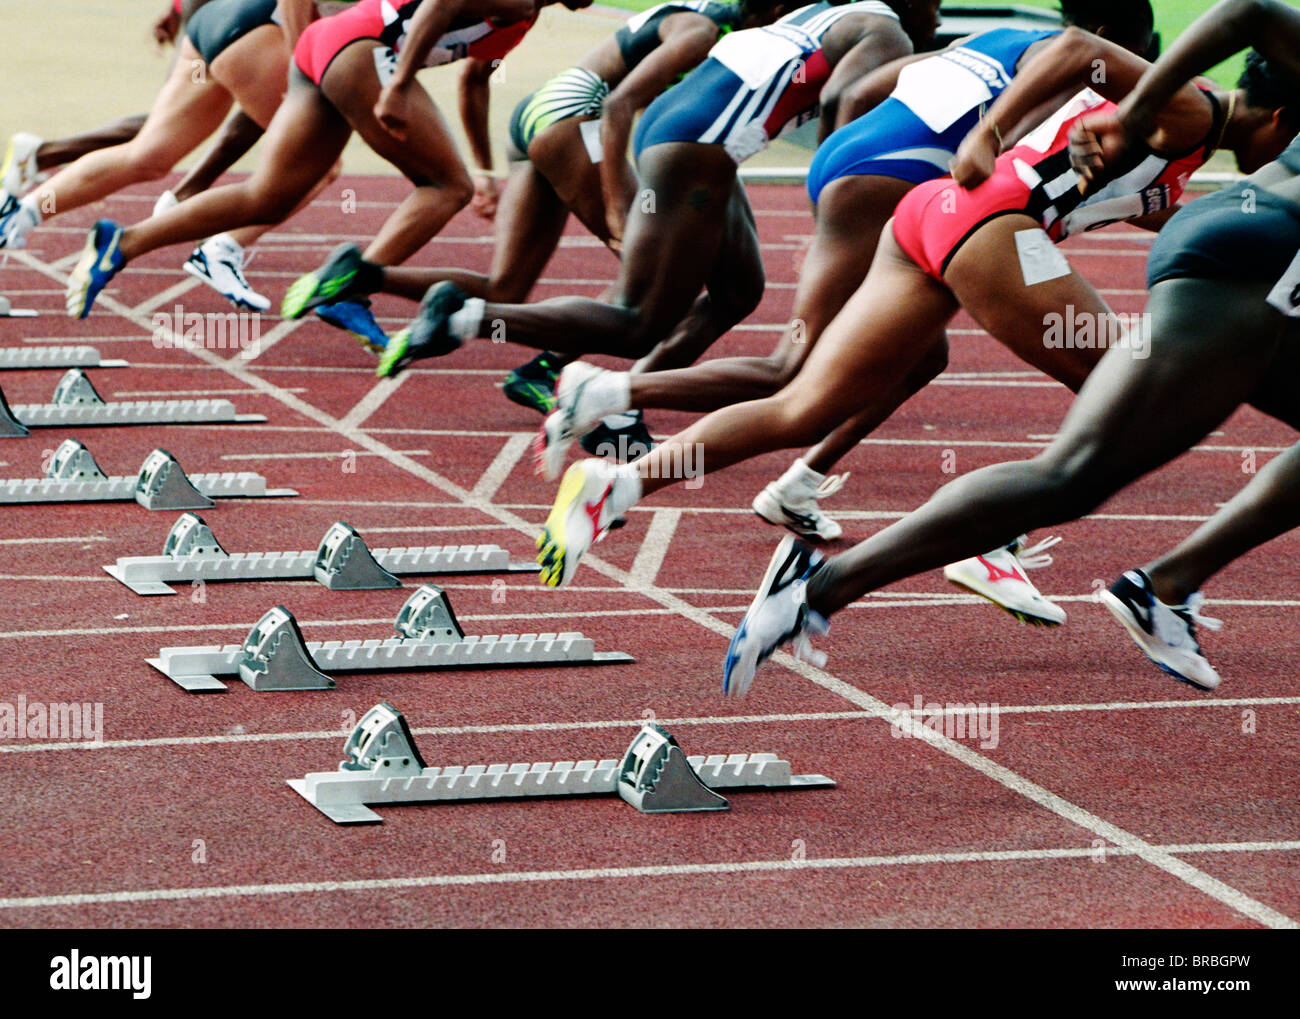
1069 111 1134 184
470 175 498 221
375 84 410 141
950 122 999 190
152 8 180 47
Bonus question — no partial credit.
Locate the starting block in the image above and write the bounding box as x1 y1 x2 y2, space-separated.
147 584 634 693
0 438 297 508
0 295 37 318
0 369 264 436
288 704 836 824
104 514 538 595
0 346 127 370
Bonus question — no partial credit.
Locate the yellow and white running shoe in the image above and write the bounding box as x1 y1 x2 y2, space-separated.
537 459 639 587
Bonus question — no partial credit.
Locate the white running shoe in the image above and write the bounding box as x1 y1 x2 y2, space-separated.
0 196 40 250
1100 569 1223 690
943 535 1066 626
535 362 625 480
723 536 830 698
0 133 41 197
536 458 639 587
752 460 849 540
183 234 270 312
153 189 179 217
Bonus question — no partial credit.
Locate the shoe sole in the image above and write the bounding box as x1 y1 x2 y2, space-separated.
534 412 572 481
536 464 599 588
1099 590 1219 690
182 259 270 313
375 331 409 377
751 488 840 541
281 245 361 319
66 229 104 319
943 565 1065 627
502 379 556 415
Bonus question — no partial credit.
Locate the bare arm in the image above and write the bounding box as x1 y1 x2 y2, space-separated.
599 17 719 241
817 20 914 144
950 27 1211 189
377 0 531 139
459 57 499 218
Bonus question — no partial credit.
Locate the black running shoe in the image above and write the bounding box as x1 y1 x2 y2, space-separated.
376 282 466 378
580 410 655 462
503 352 561 414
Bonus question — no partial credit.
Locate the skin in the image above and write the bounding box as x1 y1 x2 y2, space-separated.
456 6 929 365
628 27 1240 502
619 16 1154 425
371 2 781 304
109 0 572 269
31 24 291 225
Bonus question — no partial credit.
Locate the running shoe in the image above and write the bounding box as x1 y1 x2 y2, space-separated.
536 361 613 479
503 352 561 414
580 410 655 462
65 219 124 319
536 458 637 588
0 133 41 197
752 462 849 541
943 535 1066 626
317 299 389 353
0 196 39 250
282 243 370 319
183 234 270 312
1100 569 1223 689
152 189 179 217
723 535 830 698
376 282 466 377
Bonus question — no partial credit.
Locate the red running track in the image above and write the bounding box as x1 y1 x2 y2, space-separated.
0 176 1296 928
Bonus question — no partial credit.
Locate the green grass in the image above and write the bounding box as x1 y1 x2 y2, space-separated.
594 1 1244 83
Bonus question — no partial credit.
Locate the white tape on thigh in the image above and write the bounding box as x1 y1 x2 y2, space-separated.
1266 248 1300 317
373 46 398 87
1014 228 1072 287
579 119 603 164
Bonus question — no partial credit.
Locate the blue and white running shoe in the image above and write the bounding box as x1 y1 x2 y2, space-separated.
316 299 389 353
723 535 830 698
65 219 124 318
1100 569 1223 689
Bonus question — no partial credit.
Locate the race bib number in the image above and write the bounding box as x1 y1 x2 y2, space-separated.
711 29 802 89
579 119 603 164
1014 228 1072 287
1267 248 1300 317
372 46 398 87
891 56 993 134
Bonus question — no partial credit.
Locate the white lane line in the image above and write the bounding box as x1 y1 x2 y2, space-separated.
218 448 428 462
13 248 1292 928
470 434 533 503
232 317 301 363
629 509 683 588
1 840 1297 913
338 375 409 432
6 697 1300 755
131 277 200 316
0 536 107 546
113 387 307 397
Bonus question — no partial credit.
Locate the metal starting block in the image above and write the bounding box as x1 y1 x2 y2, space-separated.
147 584 634 693
0 346 127 370
0 368 264 436
0 438 298 508
105 515 538 595
287 705 836 824
0 296 37 318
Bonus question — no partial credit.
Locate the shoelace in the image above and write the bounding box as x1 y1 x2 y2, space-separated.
1010 534 1061 569
814 472 849 499
1181 592 1223 632
789 586 829 668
